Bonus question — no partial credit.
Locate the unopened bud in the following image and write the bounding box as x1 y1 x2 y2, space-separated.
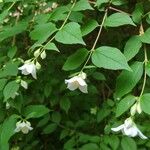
41 50 46 59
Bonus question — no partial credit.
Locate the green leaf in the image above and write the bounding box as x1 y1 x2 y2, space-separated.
51 112 61 124
0 79 7 91
30 23 57 44
0 62 18 78
132 3 144 24
79 143 99 150
60 98 71 113
55 22 85 45
92 72 106 81
0 21 28 42
116 95 136 117
7 46 17 59
63 48 88 71
43 123 57 134
92 46 131 71
108 135 120 150
0 10 8 24
115 62 143 99
73 0 93 11
146 61 150 77
44 42 59 52
112 0 127 6
141 93 150 115
140 28 150 44
0 115 17 150
105 13 135 27
96 0 109 7
23 105 50 119
3 81 19 101
124 36 142 61
121 137 137 150
81 19 99 36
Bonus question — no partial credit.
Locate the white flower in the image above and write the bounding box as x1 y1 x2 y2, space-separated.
65 72 88 93
18 62 37 79
21 80 28 89
14 120 33 134
111 118 148 139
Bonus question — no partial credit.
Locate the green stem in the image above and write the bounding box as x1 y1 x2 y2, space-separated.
33 0 76 61
8 1 16 11
139 45 148 98
80 6 109 73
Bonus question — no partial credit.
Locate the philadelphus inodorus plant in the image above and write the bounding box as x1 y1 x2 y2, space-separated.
18 60 37 79
65 72 88 93
14 120 33 134
111 118 147 139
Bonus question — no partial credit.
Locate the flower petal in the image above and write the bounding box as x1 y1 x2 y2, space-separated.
136 128 148 139
79 84 88 93
111 124 124 132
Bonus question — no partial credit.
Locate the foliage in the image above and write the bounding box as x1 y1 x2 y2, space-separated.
0 0 150 149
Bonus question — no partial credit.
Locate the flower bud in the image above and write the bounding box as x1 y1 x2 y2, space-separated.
136 102 142 114
40 50 46 59
34 49 41 57
130 103 137 116
36 61 41 70
21 80 28 89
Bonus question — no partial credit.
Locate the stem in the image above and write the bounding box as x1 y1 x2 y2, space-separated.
80 3 110 72
32 0 76 60
109 6 131 16
139 24 148 99
8 1 16 11
139 45 148 98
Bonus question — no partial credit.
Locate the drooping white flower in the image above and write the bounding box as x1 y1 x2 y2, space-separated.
65 72 88 93
21 80 28 89
111 118 148 139
18 62 37 79
14 120 33 134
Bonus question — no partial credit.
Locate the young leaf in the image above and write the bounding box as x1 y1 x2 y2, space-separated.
92 46 131 71
3 81 19 101
23 105 50 119
63 48 88 71
141 93 150 115
116 95 136 117
72 0 93 11
140 28 150 44
55 22 85 45
124 36 142 61
114 62 143 99
81 19 99 36
105 13 135 27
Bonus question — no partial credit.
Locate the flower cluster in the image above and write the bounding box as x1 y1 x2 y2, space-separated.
14 120 33 134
